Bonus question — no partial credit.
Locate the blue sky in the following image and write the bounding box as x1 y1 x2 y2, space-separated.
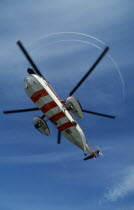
0 1 134 210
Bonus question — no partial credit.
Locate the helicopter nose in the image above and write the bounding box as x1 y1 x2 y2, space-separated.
24 75 33 89
24 75 29 88
24 75 37 98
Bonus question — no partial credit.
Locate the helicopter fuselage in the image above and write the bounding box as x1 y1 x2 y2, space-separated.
3 41 113 160
24 74 94 155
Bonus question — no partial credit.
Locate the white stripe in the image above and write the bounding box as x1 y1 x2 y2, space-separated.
36 95 53 108
44 107 61 118
54 116 69 127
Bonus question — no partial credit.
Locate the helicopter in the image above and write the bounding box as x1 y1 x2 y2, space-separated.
3 41 116 160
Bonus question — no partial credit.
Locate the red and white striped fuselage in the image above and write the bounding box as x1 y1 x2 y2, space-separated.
24 74 93 155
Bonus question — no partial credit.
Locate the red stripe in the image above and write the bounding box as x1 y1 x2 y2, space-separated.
86 141 96 156
49 112 66 122
31 89 48 103
40 101 58 113
58 122 73 132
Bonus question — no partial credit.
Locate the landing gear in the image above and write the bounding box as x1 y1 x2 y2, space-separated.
66 102 74 111
84 152 87 156
33 116 50 136
66 97 83 119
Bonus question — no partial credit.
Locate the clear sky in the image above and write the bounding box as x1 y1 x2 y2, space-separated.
0 1 134 210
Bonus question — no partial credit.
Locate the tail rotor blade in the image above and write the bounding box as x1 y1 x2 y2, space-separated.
57 131 61 144
100 152 104 158
17 40 44 78
96 145 104 158
69 46 109 96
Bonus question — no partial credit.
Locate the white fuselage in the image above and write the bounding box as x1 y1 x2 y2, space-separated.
24 74 93 154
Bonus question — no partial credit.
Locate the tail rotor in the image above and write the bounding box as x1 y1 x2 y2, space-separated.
96 145 104 158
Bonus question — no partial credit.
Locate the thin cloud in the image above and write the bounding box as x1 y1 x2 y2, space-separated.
105 168 134 201
0 151 79 165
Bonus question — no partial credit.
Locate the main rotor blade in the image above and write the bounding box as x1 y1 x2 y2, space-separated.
3 107 39 114
17 40 44 78
82 109 116 119
57 131 61 144
69 46 109 96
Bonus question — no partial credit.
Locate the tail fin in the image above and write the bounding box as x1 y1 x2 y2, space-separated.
83 150 101 160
